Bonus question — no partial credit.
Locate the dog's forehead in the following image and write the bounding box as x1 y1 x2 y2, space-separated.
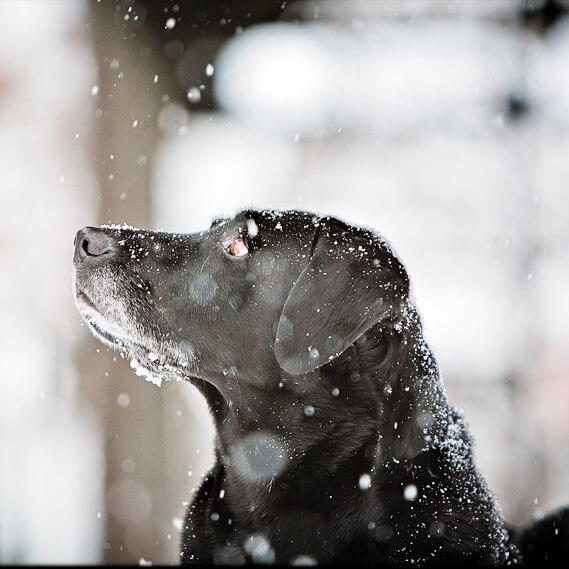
239 209 322 236
207 209 321 242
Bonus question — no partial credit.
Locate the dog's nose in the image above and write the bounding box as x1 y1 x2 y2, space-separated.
74 227 117 263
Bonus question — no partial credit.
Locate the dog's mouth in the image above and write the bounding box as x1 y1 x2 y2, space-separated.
84 314 131 348
75 288 135 350
75 285 195 387
75 289 97 311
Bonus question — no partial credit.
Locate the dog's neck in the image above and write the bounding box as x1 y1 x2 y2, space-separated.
194 304 449 495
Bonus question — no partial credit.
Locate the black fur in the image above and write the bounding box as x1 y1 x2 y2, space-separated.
510 506 569 565
72 209 565 565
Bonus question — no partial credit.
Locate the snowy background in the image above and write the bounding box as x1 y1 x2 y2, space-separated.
1 0 569 564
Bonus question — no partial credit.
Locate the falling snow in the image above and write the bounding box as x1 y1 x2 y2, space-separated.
243 534 275 564
359 473 372 490
7 1 568 564
404 484 418 501
186 86 201 103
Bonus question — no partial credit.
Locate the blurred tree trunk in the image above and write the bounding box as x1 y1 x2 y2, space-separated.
88 2 182 564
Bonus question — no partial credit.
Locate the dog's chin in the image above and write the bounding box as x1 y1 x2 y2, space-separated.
74 289 137 350
128 342 199 388
79 312 170 387
78 304 197 387
83 313 134 350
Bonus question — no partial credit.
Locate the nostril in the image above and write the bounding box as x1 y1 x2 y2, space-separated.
80 236 100 257
74 227 117 261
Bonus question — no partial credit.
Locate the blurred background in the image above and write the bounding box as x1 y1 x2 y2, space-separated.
1 0 569 564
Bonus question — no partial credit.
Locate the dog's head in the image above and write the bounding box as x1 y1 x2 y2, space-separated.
73 209 410 387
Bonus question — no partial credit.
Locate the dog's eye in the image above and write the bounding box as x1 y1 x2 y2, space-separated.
229 237 248 257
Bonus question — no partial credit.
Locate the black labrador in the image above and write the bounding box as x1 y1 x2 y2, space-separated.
73 209 568 565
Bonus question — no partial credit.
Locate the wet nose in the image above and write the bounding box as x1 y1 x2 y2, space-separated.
74 227 117 263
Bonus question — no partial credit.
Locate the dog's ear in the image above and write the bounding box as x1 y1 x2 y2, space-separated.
275 218 409 375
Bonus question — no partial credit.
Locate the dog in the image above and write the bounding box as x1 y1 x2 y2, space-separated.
73 208 567 565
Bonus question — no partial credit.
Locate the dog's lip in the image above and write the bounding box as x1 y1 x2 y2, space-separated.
85 316 130 348
75 289 97 310
82 311 140 351
75 289 135 348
